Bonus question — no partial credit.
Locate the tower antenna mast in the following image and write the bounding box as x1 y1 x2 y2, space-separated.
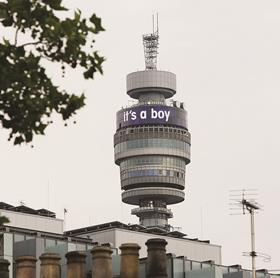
143 14 159 70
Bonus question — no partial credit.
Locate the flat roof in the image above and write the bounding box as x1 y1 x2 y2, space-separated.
0 201 56 218
65 221 211 244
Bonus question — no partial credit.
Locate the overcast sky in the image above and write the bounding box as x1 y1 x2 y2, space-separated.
1 0 279 273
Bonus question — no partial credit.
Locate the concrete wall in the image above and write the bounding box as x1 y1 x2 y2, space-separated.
87 229 116 245
115 229 222 263
0 210 64 234
85 228 221 264
127 71 176 93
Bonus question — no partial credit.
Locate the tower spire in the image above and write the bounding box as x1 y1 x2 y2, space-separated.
143 14 159 70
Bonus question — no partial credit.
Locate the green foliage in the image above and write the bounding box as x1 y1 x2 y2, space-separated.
0 216 9 226
0 0 105 144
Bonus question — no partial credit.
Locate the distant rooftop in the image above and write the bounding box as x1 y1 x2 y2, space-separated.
65 221 211 244
0 201 56 218
0 225 93 245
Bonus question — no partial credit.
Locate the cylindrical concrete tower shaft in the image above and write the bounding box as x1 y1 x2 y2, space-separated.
114 27 190 231
114 69 191 231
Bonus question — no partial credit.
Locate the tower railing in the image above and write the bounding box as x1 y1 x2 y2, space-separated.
121 99 185 109
131 206 173 215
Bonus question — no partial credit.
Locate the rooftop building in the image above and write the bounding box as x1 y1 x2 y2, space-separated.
66 221 221 262
0 202 63 234
0 221 278 278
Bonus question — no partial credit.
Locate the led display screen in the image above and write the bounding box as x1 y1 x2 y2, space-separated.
116 105 187 129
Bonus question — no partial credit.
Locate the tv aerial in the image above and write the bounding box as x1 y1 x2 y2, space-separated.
229 189 270 278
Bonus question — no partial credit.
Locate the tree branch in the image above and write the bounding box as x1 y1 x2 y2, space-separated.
19 41 41 47
14 27 20 46
41 54 53 62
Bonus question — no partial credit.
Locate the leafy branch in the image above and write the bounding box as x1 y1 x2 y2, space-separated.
0 0 105 145
0 216 9 226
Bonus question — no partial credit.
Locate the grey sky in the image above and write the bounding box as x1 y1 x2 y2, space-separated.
1 0 279 272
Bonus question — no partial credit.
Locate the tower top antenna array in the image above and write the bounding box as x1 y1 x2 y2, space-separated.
143 14 159 70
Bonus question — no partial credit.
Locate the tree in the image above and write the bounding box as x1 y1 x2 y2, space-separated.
0 215 9 226
0 0 105 145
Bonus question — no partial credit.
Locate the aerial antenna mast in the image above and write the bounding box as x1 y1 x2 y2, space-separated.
143 14 159 70
229 189 270 278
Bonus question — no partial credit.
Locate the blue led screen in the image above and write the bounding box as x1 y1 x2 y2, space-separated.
116 105 187 129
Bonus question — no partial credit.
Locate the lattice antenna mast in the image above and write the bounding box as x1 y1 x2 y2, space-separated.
143 14 159 70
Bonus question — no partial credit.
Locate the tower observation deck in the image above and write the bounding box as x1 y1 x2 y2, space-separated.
114 25 191 231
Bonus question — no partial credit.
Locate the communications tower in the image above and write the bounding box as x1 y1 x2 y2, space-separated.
114 23 191 231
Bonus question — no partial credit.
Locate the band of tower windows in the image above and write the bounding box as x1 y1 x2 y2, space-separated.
114 138 190 154
120 155 186 169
